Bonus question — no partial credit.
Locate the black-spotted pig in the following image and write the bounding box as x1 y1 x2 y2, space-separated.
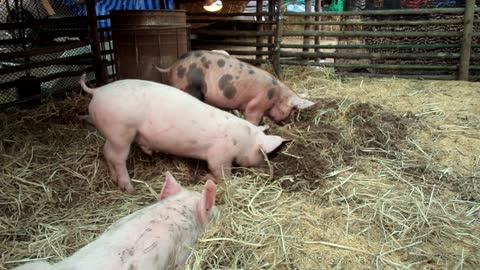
12 172 218 270
79 74 286 193
154 50 315 125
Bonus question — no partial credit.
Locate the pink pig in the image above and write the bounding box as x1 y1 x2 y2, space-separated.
12 172 218 270
79 74 285 193
154 50 315 125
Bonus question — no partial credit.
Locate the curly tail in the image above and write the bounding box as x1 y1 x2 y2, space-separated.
79 73 96 95
153 64 171 73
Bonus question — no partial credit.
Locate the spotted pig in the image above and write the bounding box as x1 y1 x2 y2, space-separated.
154 50 315 125
12 172 219 270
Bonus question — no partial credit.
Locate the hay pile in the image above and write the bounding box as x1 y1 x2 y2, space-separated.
1 68 479 269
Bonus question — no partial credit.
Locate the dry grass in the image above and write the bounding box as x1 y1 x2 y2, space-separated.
1 67 479 269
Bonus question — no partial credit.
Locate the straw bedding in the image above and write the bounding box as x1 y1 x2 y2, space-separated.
0 66 479 269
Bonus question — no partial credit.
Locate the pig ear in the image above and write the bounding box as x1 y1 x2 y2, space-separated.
202 180 217 211
197 180 217 223
159 171 183 200
212 50 230 56
258 135 286 154
289 96 315 109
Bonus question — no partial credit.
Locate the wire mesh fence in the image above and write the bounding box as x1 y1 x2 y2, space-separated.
0 0 94 109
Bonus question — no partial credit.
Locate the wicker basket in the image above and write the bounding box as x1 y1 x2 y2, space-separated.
177 0 250 14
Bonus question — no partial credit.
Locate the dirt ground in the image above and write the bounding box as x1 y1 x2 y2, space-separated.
0 67 479 269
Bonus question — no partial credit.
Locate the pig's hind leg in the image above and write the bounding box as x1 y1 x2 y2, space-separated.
102 131 136 194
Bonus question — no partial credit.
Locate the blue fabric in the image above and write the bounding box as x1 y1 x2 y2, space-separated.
60 0 87 16
95 0 171 30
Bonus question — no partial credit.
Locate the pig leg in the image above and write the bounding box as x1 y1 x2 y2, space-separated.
244 97 267 125
205 154 232 183
103 140 135 194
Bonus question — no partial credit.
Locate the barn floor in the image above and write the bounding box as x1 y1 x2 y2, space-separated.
0 67 479 269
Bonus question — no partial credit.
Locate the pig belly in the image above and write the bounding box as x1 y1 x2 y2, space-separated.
135 129 211 161
134 116 223 161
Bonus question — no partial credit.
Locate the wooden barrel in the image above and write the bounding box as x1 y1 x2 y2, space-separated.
110 10 190 83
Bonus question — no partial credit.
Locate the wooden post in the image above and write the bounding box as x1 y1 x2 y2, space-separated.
86 0 106 86
304 0 311 57
273 0 284 77
256 0 263 64
314 0 320 62
458 0 475 80
268 0 275 60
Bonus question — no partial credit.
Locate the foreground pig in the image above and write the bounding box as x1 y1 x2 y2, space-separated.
154 50 315 125
79 74 285 193
12 172 218 270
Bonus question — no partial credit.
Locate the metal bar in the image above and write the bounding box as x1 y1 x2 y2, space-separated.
283 19 467 26
268 0 275 60
279 51 479 60
211 50 273 56
280 43 468 49
314 0 320 62
256 0 264 63
187 12 275 17
0 67 94 92
279 60 458 70
0 16 88 30
187 19 276 24
191 30 275 37
284 8 470 16
335 72 457 80
0 41 88 61
86 0 106 86
0 53 92 75
191 40 274 47
274 0 284 77
283 30 465 37
303 0 312 55
237 58 270 64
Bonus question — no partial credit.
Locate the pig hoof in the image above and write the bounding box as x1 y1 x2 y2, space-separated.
118 183 135 194
200 173 217 184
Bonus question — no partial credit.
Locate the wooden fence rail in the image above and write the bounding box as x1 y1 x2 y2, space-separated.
187 2 479 81
282 31 467 38
2 1 480 108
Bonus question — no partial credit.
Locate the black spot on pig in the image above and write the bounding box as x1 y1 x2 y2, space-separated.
217 59 226 68
272 78 278 85
186 63 207 101
179 51 192 60
235 76 239 79
128 264 136 270
229 64 232 68
194 51 203 57
232 139 238 146
200 56 211 69
239 63 244 69
177 65 186 79
249 69 255 75
188 139 198 144
219 74 236 99
267 88 276 99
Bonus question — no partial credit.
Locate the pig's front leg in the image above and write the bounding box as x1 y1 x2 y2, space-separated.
103 141 135 194
244 95 266 125
205 154 232 183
